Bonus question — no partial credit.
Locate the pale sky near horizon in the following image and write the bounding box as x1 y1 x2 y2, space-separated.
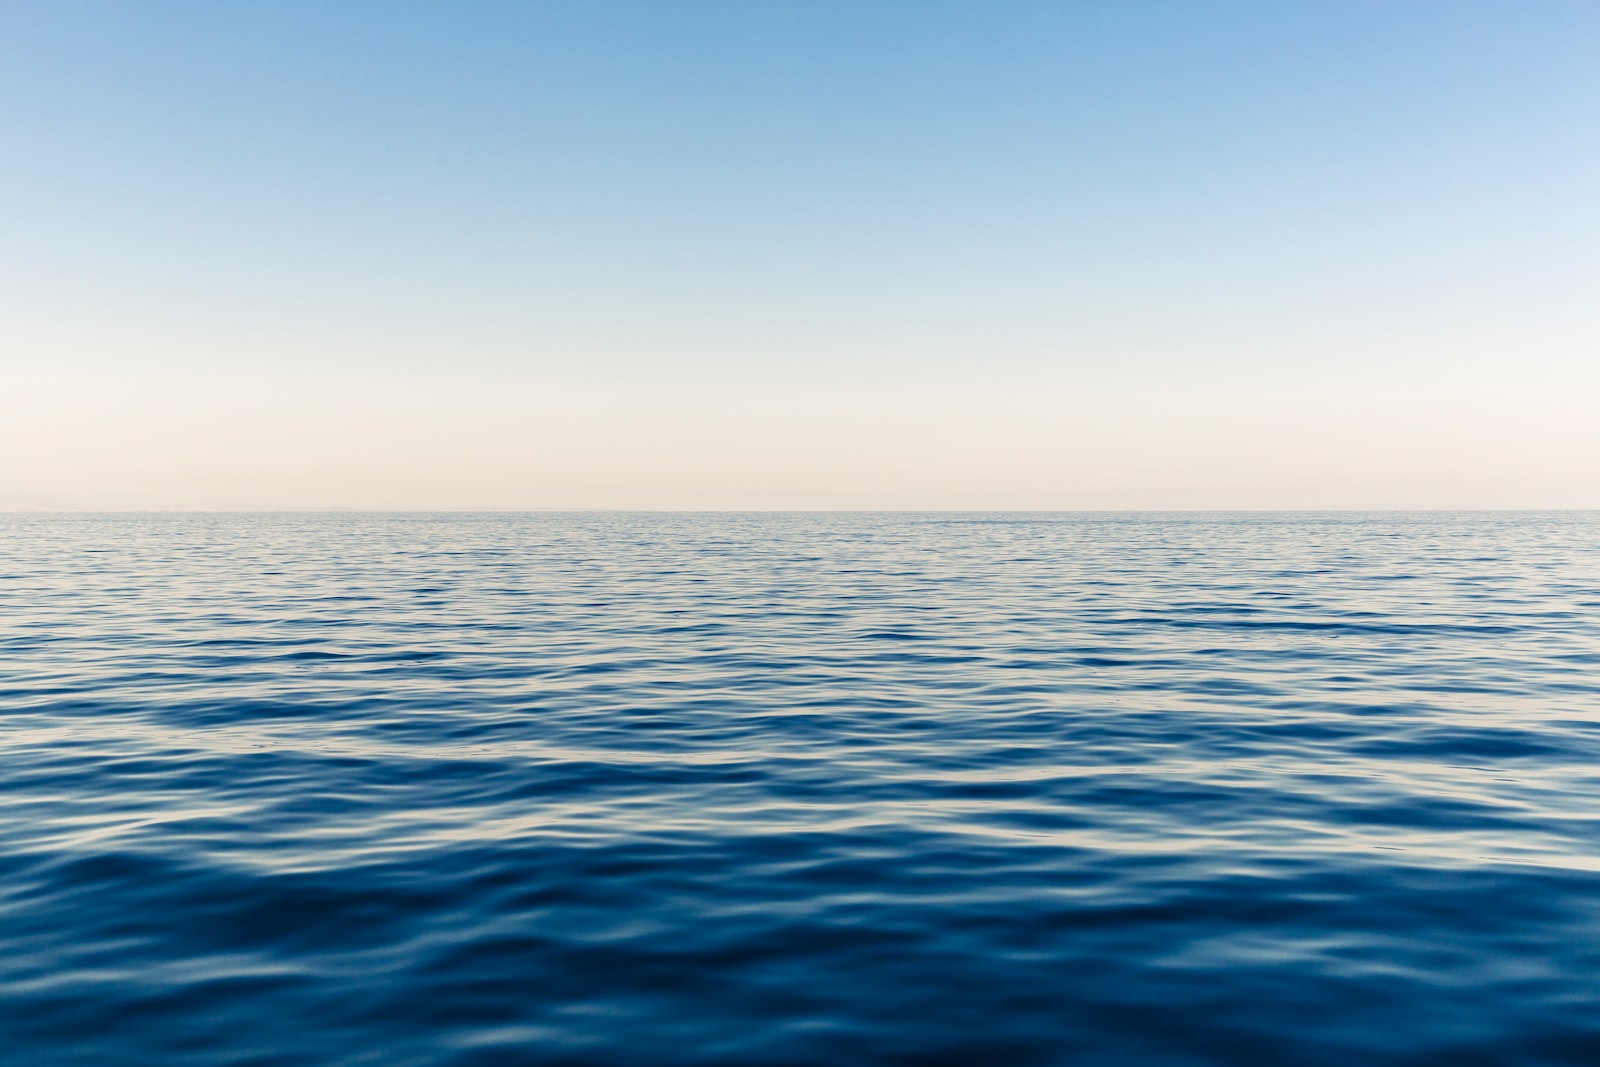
3 1 1597 509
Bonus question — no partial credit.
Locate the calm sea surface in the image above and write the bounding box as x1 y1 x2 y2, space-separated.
3 512 1599 1065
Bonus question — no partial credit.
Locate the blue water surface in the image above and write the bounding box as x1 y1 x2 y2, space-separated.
3 512 1599 1065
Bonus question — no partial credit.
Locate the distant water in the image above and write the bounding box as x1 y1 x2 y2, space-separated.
3 513 1599 1066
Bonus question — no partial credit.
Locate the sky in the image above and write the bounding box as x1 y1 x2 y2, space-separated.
2 0 1596 509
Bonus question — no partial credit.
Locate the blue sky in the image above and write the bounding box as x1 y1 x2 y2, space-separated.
2 2 1597 507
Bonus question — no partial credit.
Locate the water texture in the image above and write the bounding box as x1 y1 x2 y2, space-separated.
3 512 1599 1066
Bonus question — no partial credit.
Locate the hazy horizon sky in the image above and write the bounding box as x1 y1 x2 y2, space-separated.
4 1 1597 509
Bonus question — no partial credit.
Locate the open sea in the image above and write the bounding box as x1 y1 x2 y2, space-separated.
2 511 1598 1066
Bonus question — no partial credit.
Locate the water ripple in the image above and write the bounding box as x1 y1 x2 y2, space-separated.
2 512 1599 1064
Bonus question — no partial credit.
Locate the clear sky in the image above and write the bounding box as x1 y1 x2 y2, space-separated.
3 1 1596 509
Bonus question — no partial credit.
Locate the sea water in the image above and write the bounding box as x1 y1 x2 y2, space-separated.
2 512 1598 1065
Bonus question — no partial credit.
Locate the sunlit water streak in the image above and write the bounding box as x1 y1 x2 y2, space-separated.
2 512 1598 1065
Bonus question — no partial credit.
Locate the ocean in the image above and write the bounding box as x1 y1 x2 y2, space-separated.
3 512 1598 1065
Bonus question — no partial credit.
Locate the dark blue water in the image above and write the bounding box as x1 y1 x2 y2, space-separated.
4 513 1599 1065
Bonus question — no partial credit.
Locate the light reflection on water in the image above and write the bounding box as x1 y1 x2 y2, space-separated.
2 512 1599 1064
